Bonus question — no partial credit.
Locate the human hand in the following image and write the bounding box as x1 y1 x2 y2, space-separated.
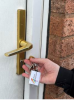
22 58 60 84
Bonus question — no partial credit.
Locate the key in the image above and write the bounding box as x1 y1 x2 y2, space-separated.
31 63 38 71
20 59 32 70
28 57 41 86
20 56 39 71
20 56 35 69
20 57 41 86
20 60 25 68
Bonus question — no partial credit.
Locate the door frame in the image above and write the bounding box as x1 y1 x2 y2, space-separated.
39 0 50 99
24 0 50 99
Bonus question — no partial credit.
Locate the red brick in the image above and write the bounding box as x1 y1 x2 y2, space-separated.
60 54 74 70
48 54 74 70
64 18 74 36
44 85 64 99
51 0 74 14
44 90 65 99
50 14 74 37
47 85 63 95
51 0 65 13
66 94 74 99
61 36 74 57
56 93 67 99
44 95 54 99
48 35 61 57
44 85 56 99
49 36 74 57
50 15 64 37
66 0 74 14
48 54 61 65
45 91 74 99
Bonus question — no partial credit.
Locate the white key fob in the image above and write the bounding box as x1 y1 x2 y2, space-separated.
29 70 41 86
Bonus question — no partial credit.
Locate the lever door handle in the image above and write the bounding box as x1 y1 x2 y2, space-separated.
4 9 33 75
5 40 32 57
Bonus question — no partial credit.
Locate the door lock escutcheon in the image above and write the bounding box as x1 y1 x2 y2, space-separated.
5 10 33 75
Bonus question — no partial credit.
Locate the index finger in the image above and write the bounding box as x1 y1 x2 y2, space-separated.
30 58 45 64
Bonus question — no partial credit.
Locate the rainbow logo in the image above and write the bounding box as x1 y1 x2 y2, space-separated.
31 78 38 83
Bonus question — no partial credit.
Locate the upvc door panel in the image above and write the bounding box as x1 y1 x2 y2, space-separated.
0 0 26 99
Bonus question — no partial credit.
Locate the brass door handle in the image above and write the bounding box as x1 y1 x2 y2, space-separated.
4 10 33 75
5 40 32 57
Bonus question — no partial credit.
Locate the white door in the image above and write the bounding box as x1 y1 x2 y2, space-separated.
0 0 49 99
0 0 26 99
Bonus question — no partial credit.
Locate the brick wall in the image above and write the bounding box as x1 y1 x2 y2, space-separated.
44 0 74 99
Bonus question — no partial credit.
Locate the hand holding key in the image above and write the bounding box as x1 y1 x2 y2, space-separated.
22 58 60 84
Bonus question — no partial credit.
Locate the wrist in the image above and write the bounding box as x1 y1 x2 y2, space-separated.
54 65 60 84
